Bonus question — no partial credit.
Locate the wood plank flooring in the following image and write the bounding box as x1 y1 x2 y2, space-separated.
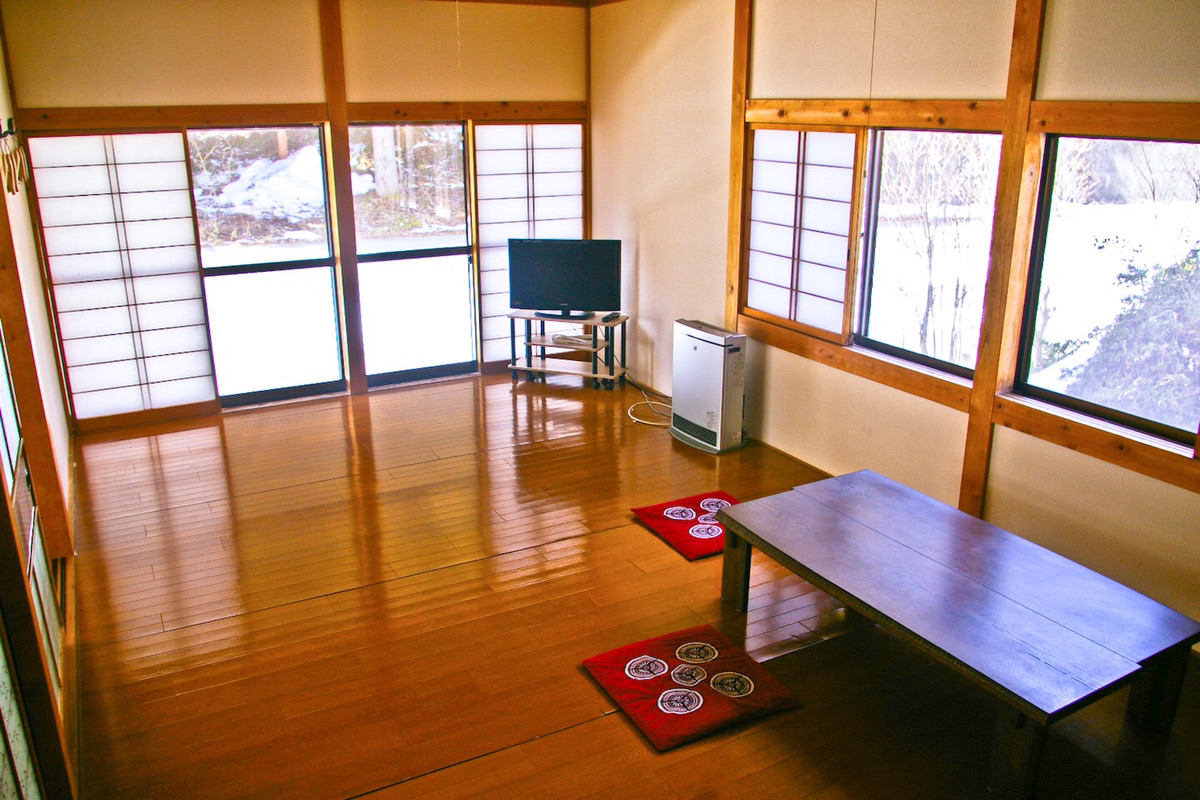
72 374 1200 799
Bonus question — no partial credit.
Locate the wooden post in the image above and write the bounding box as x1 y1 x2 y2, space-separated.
723 0 752 332
318 0 368 395
958 0 1048 517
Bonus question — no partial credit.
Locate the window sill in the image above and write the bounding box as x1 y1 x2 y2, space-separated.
738 314 972 411
993 394 1199 494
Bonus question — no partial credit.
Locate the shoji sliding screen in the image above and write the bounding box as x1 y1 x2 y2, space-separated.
474 123 584 363
29 134 216 421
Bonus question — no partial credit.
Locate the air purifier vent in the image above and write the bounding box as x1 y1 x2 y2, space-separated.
671 413 717 447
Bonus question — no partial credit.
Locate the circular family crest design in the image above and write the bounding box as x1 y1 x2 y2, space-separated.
663 506 697 521
624 655 668 681
657 688 704 715
697 512 719 524
670 664 707 687
689 524 723 540
710 671 755 698
675 641 719 663
699 497 732 513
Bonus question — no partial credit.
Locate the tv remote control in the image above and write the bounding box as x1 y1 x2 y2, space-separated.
601 311 621 322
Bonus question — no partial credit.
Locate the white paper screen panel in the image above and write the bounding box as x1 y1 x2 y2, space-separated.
30 133 216 420
474 123 584 363
746 128 855 336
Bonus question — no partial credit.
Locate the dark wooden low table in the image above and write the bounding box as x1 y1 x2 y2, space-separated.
717 469 1200 798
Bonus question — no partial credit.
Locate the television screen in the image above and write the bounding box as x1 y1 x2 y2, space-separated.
508 238 621 319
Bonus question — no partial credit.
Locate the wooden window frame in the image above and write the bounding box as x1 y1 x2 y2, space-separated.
739 123 866 347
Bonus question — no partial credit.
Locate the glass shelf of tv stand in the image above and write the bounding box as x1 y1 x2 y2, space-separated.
507 310 628 389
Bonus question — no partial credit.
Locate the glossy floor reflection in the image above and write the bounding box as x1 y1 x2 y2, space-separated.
72 374 1199 799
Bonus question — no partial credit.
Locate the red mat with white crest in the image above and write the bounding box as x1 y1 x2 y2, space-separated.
631 491 739 560
582 624 799 751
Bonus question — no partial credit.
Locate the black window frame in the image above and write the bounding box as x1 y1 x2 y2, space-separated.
1014 134 1199 450
187 124 347 407
348 121 477 388
853 127 1006 382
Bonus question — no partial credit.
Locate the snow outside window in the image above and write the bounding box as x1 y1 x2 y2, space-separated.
350 124 476 381
858 130 1001 374
186 127 343 400
745 127 857 340
1019 137 1200 446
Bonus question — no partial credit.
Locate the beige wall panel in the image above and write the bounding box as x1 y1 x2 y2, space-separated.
1 0 325 107
0 56 71 509
752 0 1014 101
987 427 1200 626
590 0 733 388
1039 0 1200 102
751 346 967 505
870 0 1014 100
751 0 876 99
342 0 586 103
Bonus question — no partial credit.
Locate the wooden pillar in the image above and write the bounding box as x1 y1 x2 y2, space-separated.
723 0 752 332
958 0 1048 517
0 199 72 556
318 0 367 395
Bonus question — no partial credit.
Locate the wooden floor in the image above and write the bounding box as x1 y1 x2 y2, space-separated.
72 374 1200 799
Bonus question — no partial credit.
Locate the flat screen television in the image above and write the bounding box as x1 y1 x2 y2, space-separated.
508 238 621 319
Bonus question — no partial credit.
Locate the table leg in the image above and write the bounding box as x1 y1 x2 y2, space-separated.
1127 645 1191 731
721 532 752 612
986 706 1046 799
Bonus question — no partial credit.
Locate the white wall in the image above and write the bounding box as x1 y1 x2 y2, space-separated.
752 0 1015 100
1039 0 1200 101
988 428 1200 620
0 53 71 515
590 0 735 392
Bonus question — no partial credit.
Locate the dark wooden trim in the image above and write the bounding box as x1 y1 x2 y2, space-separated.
993 395 1200 494
71 400 221 435
1030 101 1200 141
724 0 752 331
348 101 587 124
16 104 328 133
319 0 368 395
746 98 1005 131
737 315 972 412
958 0 1047 517
0 184 72 558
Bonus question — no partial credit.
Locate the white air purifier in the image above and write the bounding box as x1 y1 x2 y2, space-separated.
668 319 746 454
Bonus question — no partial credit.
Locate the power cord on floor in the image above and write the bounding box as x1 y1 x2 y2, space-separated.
620 369 673 428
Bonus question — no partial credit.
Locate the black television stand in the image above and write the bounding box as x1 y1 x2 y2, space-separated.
507 310 628 389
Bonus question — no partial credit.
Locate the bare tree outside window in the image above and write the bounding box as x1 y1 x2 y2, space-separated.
860 130 1001 370
349 124 467 254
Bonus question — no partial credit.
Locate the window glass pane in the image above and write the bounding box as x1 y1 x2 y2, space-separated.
861 130 1001 369
188 127 331 267
203 267 342 396
1023 138 1200 437
359 255 475 375
350 124 467 255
